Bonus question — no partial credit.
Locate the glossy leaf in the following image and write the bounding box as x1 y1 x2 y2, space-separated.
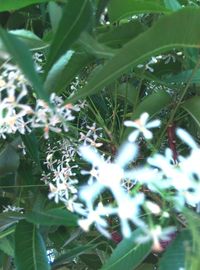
0 28 48 100
181 96 200 127
68 8 200 103
108 0 170 22
159 230 192 270
0 237 14 257
165 69 200 84
45 0 92 72
9 29 47 50
164 0 182 11
15 220 50 270
44 50 93 94
0 0 55 11
48 2 62 33
26 208 78 226
100 229 152 270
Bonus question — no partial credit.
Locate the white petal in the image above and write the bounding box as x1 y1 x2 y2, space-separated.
128 130 140 142
143 129 153 139
146 119 161 129
79 145 102 165
124 120 134 127
115 142 138 167
176 128 198 149
140 112 149 125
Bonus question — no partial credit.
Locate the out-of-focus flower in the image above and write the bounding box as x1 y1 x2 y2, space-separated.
124 112 161 141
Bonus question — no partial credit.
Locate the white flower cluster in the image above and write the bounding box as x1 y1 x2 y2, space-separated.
0 63 79 139
79 122 103 148
42 139 81 212
66 113 200 250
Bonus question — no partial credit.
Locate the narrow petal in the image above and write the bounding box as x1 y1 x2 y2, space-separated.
115 142 138 167
79 145 102 165
176 128 198 149
140 112 149 125
128 130 140 142
146 119 161 129
143 129 153 139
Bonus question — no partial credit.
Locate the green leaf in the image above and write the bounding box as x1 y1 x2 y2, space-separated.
133 91 172 119
0 237 14 257
181 96 200 127
48 2 63 33
45 0 92 72
79 32 116 59
0 28 48 101
165 69 200 84
164 0 181 11
98 21 145 48
26 208 78 226
0 144 19 176
0 0 55 11
95 0 110 24
0 213 24 233
52 245 96 269
68 8 200 103
9 29 47 50
159 230 191 270
15 220 50 270
100 229 152 270
108 0 170 22
44 50 93 94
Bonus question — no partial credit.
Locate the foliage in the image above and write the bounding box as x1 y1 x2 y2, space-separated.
1 0 200 269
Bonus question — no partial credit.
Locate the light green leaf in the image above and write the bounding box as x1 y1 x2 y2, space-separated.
68 8 200 103
26 208 78 226
164 0 182 11
48 2 63 33
159 230 191 270
181 96 200 126
0 0 57 12
100 229 152 270
45 50 93 94
0 213 23 233
9 29 47 50
108 0 170 22
45 0 92 72
165 69 200 84
0 28 48 100
15 220 50 270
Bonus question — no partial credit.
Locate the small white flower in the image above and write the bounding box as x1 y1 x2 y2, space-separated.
124 112 161 141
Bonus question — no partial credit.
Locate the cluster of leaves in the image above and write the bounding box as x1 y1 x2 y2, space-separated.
1 0 200 269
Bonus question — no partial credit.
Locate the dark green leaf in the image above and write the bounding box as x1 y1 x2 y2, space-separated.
26 208 78 226
15 220 50 270
0 28 48 100
133 91 172 119
101 229 152 270
45 0 92 72
0 144 19 176
0 237 14 257
181 96 200 127
68 8 200 103
159 230 192 270
0 0 56 12
108 0 170 22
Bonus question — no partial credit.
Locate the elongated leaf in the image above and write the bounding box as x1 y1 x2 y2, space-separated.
108 0 170 22
68 8 200 103
0 213 23 233
45 0 92 72
48 2 62 33
165 69 200 84
133 91 172 119
98 21 145 48
0 144 19 176
101 229 152 270
0 237 14 257
26 208 78 226
15 220 50 270
9 29 47 50
45 50 93 94
181 96 200 127
52 245 96 269
164 0 181 11
159 230 192 270
0 0 54 11
0 28 48 100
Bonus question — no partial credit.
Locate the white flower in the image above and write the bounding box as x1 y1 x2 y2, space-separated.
124 112 161 141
